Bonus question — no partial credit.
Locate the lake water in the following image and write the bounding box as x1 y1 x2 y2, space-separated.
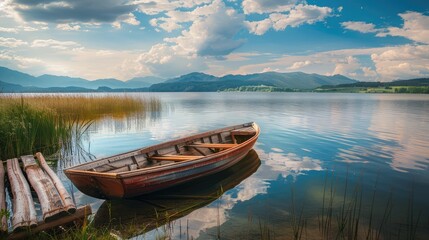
57 93 429 239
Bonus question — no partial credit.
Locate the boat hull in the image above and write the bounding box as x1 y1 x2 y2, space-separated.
65 123 259 199
93 150 261 238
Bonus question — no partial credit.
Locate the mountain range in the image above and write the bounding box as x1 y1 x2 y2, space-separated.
151 72 355 91
0 66 358 92
0 66 164 89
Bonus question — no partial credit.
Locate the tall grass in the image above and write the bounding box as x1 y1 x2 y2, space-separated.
0 100 74 160
0 94 161 120
0 94 161 160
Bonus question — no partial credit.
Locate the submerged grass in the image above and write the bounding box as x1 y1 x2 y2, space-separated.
0 94 161 160
313 173 424 240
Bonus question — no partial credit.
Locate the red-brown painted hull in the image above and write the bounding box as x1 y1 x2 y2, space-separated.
65 123 260 199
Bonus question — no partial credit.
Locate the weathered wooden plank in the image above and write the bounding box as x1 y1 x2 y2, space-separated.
0 161 7 233
187 143 238 149
21 155 66 222
149 155 201 161
150 155 196 159
231 127 256 134
92 160 133 172
190 146 207 156
7 158 37 231
8 205 92 240
35 153 76 214
131 155 147 168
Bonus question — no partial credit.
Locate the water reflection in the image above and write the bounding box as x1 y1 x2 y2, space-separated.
54 93 429 239
93 150 261 239
88 109 164 135
367 99 429 172
56 102 165 169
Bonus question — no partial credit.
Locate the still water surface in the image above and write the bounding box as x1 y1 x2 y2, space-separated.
58 93 429 239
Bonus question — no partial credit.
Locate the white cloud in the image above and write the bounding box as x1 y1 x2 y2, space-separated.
224 44 429 82
149 17 182 32
342 12 429 45
136 0 211 15
271 4 332 30
0 47 144 80
31 39 81 50
149 0 239 34
136 0 178 15
0 37 27 48
0 27 18 33
332 56 361 77
242 0 298 14
137 43 207 78
0 51 43 69
165 0 245 57
341 21 378 33
246 4 332 35
56 23 81 31
362 67 377 77
112 13 140 29
262 67 280 72
245 18 272 35
371 44 429 81
21 26 40 31
378 12 429 44
288 60 311 70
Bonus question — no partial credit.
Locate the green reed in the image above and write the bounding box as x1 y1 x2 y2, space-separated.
0 94 161 120
290 186 306 240
314 173 423 240
0 94 161 160
0 100 74 160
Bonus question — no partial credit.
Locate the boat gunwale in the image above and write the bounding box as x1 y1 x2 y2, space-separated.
64 122 260 178
120 126 259 178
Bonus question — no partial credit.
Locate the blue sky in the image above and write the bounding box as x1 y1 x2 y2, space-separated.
0 0 428 81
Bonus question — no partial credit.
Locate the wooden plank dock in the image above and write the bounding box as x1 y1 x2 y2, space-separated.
1 152 91 239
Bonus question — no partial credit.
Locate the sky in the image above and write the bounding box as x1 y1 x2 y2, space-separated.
0 0 428 81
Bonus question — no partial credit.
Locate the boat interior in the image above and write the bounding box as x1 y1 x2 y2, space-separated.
71 124 258 173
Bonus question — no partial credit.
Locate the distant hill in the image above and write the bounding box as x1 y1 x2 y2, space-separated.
166 72 219 83
0 80 98 93
392 78 429 86
149 72 357 91
220 72 355 89
0 80 153 93
0 66 358 92
0 66 37 86
0 66 163 89
319 78 429 89
127 76 165 86
317 78 429 93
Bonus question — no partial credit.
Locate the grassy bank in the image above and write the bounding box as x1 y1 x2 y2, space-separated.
315 86 429 93
0 94 160 160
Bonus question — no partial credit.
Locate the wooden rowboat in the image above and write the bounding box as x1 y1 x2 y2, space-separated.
64 122 260 199
93 150 261 238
